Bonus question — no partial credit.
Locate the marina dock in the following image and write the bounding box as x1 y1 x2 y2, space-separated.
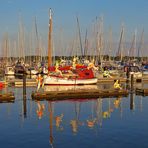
135 88 148 96
31 89 129 101
4 76 148 87
5 78 37 87
0 92 15 103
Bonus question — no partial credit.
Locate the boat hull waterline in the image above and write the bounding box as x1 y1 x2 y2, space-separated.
43 75 98 85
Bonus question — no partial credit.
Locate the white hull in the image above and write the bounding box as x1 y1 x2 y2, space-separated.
43 75 98 85
5 66 15 76
44 85 98 92
130 72 142 79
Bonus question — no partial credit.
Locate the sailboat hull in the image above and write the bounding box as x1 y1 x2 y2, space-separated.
43 75 98 85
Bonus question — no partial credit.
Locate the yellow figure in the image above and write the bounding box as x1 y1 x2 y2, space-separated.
114 80 122 89
103 70 112 78
36 101 45 119
103 111 110 118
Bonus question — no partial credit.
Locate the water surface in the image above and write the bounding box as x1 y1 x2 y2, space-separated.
0 85 148 148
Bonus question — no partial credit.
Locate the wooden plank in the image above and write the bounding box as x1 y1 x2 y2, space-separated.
97 77 127 83
31 89 129 101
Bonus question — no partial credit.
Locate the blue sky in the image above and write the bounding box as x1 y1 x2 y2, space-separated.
0 0 148 56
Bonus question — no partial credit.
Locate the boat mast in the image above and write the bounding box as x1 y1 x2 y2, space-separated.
48 8 53 71
137 29 144 62
76 16 83 58
129 29 137 61
117 25 124 61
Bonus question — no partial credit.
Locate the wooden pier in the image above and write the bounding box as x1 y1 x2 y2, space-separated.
0 92 15 103
97 77 127 83
31 89 129 101
6 78 37 87
135 88 148 96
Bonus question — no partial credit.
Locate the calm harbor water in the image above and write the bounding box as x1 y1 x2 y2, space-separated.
0 85 148 148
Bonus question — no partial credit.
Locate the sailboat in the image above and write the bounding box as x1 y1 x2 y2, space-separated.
43 9 98 85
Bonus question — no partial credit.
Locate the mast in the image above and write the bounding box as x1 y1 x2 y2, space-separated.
137 29 144 61
34 17 40 63
108 27 112 62
48 8 53 71
76 16 83 57
117 25 124 61
3 32 9 65
18 13 25 62
84 29 88 58
129 29 137 61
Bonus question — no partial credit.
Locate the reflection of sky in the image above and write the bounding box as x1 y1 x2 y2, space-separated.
0 86 148 147
0 0 148 56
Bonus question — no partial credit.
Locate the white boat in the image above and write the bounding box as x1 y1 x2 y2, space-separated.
43 9 97 86
5 66 15 76
124 65 142 79
43 84 98 92
43 74 98 85
26 67 39 75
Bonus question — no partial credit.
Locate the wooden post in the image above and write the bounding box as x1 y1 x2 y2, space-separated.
126 67 130 83
30 69 31 79
131 74 134 92
23 73 26 96
23 73 27 117
23 95 27 118
130 92 134 110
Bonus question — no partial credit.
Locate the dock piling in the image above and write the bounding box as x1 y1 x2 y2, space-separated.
23 73 26 96
131 74 134 92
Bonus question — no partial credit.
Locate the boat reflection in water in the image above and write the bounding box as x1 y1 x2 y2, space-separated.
36 101 45 119
33 94 134 147
1 85 147 148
